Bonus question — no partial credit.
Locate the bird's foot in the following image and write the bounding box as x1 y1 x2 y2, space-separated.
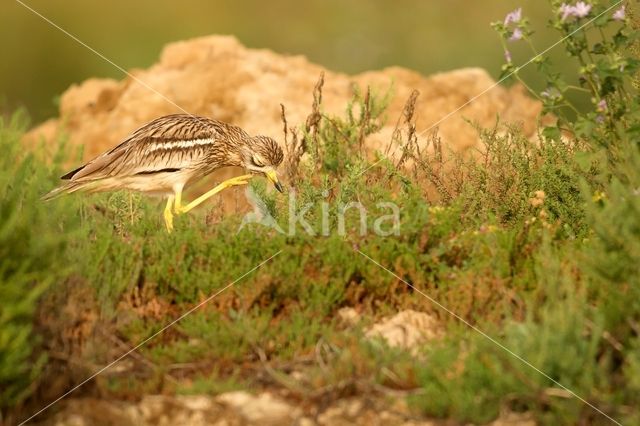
224 174 252 188
175 175 253 215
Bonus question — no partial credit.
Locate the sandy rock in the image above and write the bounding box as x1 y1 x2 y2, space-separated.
25 35 541 163
48 395 243 426
365 310 441 352
316 397 436 426
59 78 124 116
124 394 231 426
490 411 536 426
317 398 364 425
216 391 299 424
336 307 361 326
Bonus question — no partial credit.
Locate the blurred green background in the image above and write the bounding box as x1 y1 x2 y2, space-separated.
2 0 568 124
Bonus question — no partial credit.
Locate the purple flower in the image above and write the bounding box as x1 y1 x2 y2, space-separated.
504 49 512 63
597 99 607 112
509 28 523 41
560 3 574 21
596 114 605 123
613 5 625 21
504 8 522 25
560 2 592 21
573 2 592 18
541 87 561 100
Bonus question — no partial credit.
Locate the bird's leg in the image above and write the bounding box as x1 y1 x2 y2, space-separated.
164 195 175 232
173 186 183 214
176 174 252 214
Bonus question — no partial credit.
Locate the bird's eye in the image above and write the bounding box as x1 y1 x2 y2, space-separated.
252 156 265 167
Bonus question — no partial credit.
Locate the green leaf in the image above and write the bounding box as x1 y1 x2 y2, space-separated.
542 126 561 142
613 30 628 48
574 116 595 138
594 13 610 28
592 43 607 55
627 124 640 139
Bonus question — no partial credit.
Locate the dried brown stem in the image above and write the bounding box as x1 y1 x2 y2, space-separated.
281 103 305 185
305 72 325 165
393 90 420 169
357 87 372 156
280 103 289 147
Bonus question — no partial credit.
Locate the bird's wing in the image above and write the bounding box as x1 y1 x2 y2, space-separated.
65 115 243 182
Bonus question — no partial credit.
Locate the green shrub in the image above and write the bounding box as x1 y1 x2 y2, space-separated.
0 112 75 412
406 3 640 423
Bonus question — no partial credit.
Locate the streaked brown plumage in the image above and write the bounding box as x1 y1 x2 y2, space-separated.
44 114 284 231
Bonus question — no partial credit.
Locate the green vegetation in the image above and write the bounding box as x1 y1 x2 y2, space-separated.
1 1 639 424
0 112 74 411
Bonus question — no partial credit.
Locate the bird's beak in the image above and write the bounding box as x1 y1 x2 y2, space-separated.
266 169 284 193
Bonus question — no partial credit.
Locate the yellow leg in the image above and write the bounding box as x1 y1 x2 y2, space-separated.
164 195 175 232
176 174 252 214
174 187 183 215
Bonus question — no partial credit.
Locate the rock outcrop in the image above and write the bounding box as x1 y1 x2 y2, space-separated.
27 35 541 162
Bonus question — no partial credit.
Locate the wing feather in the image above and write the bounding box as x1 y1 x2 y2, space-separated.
64 114 247 182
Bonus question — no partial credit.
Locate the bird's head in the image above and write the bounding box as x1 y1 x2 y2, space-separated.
241 136 285 193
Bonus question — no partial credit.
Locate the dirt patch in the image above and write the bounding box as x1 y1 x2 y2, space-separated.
40 392 536 426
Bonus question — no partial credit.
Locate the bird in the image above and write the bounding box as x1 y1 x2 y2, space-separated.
43 114 284 232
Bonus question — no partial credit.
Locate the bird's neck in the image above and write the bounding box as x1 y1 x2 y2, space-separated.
209 139 247 168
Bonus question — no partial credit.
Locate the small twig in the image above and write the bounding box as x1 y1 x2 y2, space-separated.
602 330 624 352
281 103 305 185
308 378 358 400
357 87 372 156
48 350 102 371
255 347 308 395
104 332 179 384
585 319 625 352
544 388 573 399
314 338 338 376
371 382 425 398
324 116 351 144
387 110 405 157
167 361 212 371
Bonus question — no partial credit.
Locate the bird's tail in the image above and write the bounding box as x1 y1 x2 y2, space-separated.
41 181 91 201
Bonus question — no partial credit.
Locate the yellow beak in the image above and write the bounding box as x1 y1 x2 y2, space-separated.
266 169 284 193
